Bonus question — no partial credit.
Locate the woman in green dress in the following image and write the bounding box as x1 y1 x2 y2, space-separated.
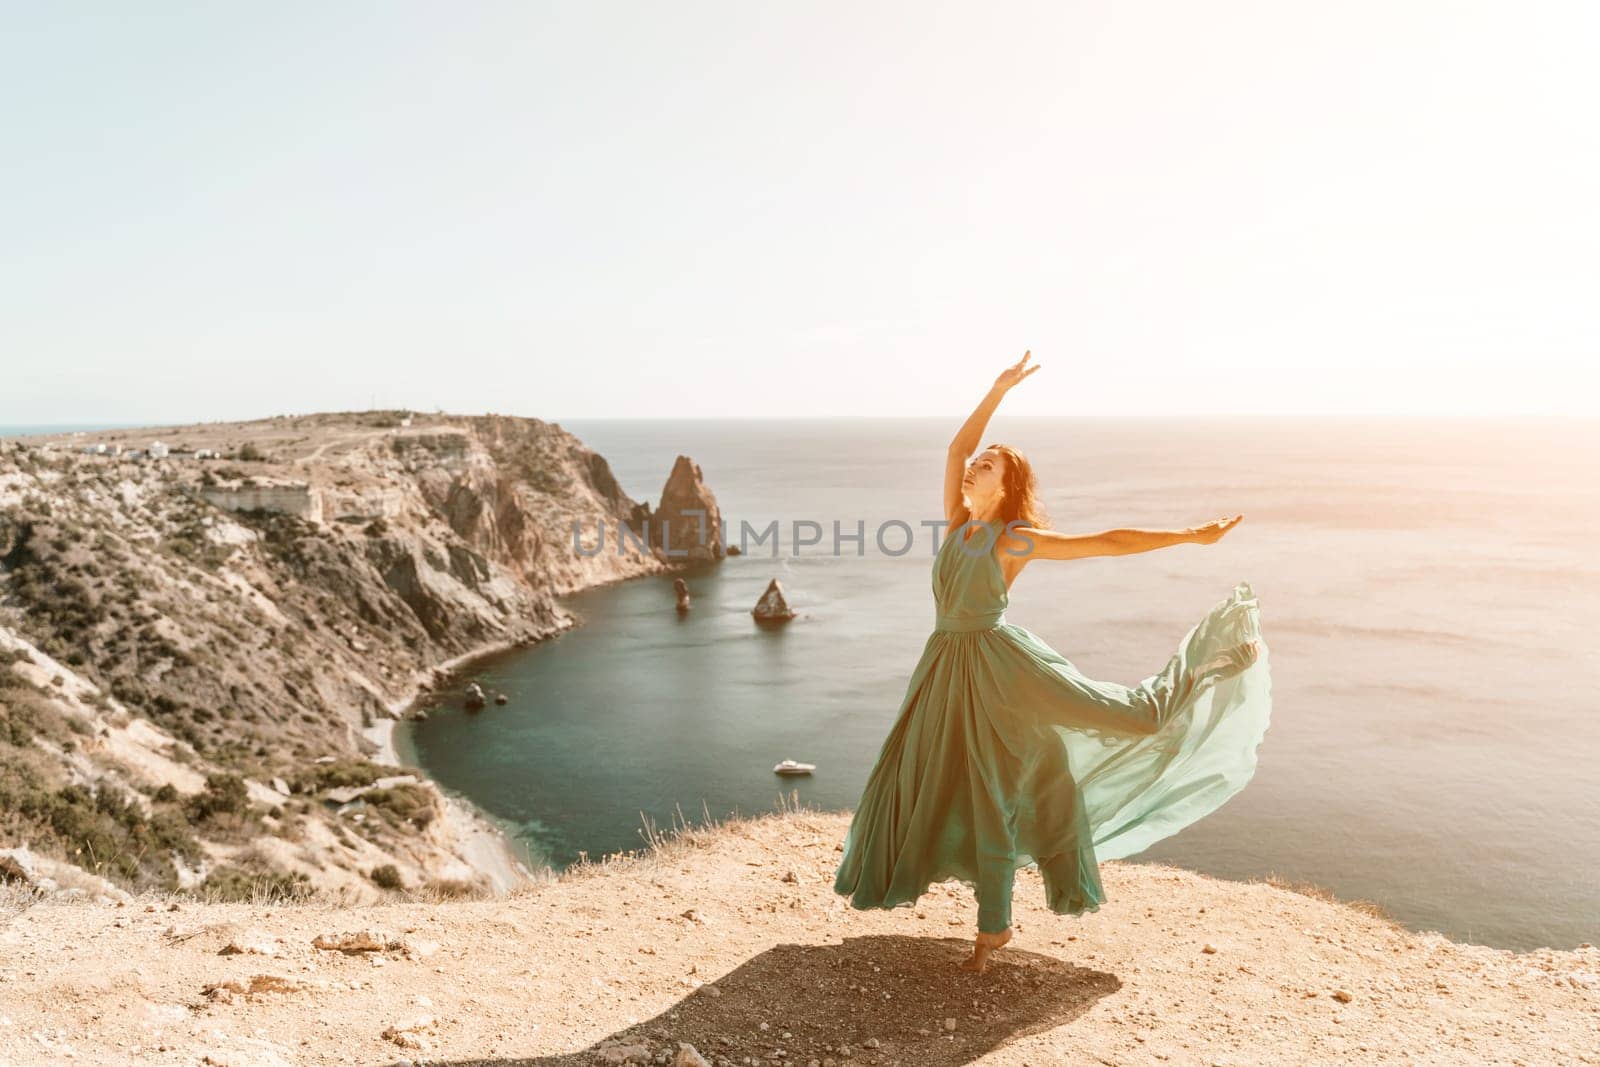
832 351 1270 973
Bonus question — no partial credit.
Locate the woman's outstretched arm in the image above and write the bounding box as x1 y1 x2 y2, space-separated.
1005 514 1244 562
945 351 1039 524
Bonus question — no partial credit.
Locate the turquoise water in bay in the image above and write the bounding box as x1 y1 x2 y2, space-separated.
404 416 1600 951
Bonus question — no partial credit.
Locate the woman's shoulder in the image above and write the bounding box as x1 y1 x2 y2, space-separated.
997 523 1047 557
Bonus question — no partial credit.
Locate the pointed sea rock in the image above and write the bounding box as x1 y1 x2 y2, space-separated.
751 578 796 623
654 455 725 563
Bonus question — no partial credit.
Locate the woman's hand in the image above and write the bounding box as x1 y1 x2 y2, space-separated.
1187 514 1244 545
993 350 1040 393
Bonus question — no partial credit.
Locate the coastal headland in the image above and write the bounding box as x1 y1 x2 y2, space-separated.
0 411 721 904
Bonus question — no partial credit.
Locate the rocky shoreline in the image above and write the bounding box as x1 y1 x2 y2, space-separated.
359 635 553 893
364 704 538 895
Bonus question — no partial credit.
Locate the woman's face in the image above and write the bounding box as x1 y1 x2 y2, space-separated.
962 448 1006 510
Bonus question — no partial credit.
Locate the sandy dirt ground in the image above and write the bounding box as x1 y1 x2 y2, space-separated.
1 809 1595 1067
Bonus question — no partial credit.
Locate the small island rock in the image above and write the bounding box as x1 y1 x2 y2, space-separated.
752 578 797 623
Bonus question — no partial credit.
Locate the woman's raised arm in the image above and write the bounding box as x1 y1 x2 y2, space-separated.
945 351 1039 525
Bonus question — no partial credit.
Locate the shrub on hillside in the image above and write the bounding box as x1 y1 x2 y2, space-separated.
291 758 397 793
186 773 250 821
0 758 202 890
364 783 437 830
370 863 404 890
199 864 311 903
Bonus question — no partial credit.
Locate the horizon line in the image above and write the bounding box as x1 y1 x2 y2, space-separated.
5 410 1599 437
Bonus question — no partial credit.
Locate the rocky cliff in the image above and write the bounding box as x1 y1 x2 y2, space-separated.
0 412 717 903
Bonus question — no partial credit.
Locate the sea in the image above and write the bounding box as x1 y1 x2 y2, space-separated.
7 417 1597 951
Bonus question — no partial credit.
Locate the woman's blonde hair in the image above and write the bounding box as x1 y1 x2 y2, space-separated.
986 442 1051 532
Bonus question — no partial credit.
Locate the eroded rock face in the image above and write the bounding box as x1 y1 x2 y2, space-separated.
654 455 725 563
409 415 664 596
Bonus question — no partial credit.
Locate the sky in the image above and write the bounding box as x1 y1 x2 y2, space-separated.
2 1 1596 423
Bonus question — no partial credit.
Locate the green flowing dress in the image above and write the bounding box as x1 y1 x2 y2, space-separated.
832 518 1272 933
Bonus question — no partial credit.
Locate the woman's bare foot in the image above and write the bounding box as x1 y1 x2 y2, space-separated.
959 927 1012 974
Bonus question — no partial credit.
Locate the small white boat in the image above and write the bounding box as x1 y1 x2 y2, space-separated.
773 759 815 776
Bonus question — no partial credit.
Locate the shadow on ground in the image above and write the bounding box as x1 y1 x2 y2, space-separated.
435 933 1119 1066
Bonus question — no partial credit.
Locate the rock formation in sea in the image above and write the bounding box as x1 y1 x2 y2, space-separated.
653 455 726 563
0 412 715 903
752 578 797 622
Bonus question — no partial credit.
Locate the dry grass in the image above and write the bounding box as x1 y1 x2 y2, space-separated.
1255 870 1401 925
0 881 44 920
549 789 819 888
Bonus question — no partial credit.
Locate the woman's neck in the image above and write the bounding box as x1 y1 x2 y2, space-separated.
964 507 1003 539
